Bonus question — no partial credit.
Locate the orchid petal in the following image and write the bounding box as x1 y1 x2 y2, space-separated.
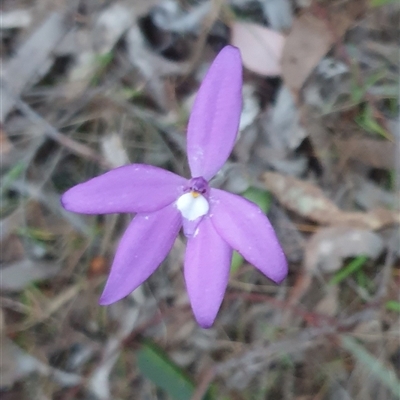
62 164 187 214
182 216 203 238
187 46 243 180
184 217 232 328
99 205 181 305
209 189 287 283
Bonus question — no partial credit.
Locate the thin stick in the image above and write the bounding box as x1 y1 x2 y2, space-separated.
16 99 111 168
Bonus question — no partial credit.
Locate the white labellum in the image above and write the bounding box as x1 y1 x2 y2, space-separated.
176 192 209 221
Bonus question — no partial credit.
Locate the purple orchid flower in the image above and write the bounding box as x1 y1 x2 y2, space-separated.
61 46 287 328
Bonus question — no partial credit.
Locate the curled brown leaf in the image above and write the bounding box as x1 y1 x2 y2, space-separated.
262 171 399 230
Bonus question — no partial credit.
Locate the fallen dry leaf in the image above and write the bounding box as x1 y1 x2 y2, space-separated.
1 259 61 291
88 291 140 399
101 133 130 168
231 21 285 76
65 4 134 99
239 84 261 131
262 171 342 224
125 24 189 111
1 12 70 122
0 9 32 29
261 0 293 31
335 137 396 170
0 235 25 264
268 203 305 263
263 85 307 150
281 2 365 93
0 335 19 389
315 285 339 317
0 336 82 388
262 171 399 230
304 226 384 273
353 176 397 210
282 224 384 325
281 13 333 93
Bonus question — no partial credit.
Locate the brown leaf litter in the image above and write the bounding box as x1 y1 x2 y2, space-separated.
262 171 400 230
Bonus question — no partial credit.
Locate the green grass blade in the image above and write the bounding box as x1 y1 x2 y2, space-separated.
329 255 369 285
242 187 272 214
1 161 26 194
385 300 400 312
370 0 400 7
137 341 213 400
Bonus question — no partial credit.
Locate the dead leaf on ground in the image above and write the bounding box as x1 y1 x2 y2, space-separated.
262 171 400 229
149 0 211 34
0 235 25 264
260 0 293 31
352 175 397 210
88 291 141 399
301 107 335 181
125 25 189 111
282 224 384 325
315 285 339 317
101 133 130 168
281 2 365 93
335 137 396 170
0 335 19 389
0 9 32 29
0 209 23 241
268 203 305 263
262 85 307 150
0 259 61 291
0 335 82 389
282 13 333 93
304 226 384 273
251 85 308 176
64 3 134 99
1 12 71 122
238 84 261 131
231 21 285 76
262 171 342 224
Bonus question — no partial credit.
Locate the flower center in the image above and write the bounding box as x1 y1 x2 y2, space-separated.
176 191 209 221
189 176 208 195
176 177 210 221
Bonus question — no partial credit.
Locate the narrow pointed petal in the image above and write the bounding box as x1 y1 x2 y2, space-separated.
99 205 181 305
184 217 232 328
187 46 242 180
61 164 187 214
209 189 288 283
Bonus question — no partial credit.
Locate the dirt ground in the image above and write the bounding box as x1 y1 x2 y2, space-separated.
1 0 399 399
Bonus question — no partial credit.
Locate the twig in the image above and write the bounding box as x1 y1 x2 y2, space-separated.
15 99 111 168
216 308 375 377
